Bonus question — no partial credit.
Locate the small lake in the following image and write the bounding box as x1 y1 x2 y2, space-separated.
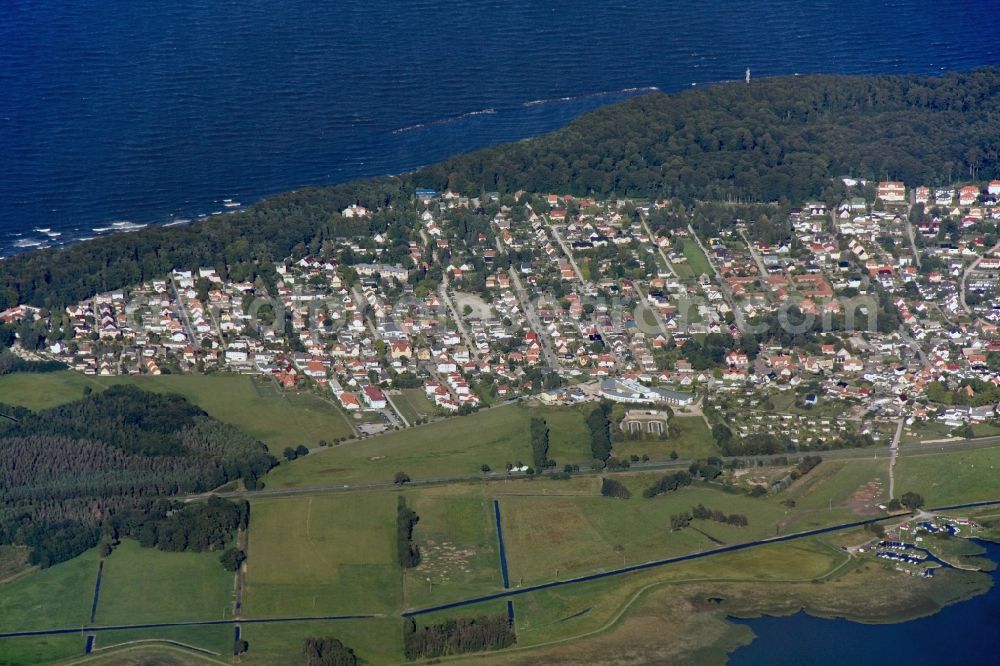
729 540 1000 665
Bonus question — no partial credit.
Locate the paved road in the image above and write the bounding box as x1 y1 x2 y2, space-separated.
687 223 744 334
737 228 770 283
640 216 677 278
508 267 561 369
439 273 481 360
961 239 1000 314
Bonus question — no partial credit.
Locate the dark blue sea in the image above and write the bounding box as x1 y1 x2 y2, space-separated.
2 0 1000 255
730 540 1000 665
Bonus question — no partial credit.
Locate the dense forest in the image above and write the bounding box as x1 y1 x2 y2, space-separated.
0 386 273 565
2 69 1000 312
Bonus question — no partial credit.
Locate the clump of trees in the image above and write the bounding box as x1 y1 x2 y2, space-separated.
220 547 247 572
643 471 692 498
600 478 631 499
403 614 515 660
792 455 823 479
396 497 421 568
283 444 311 461
135 496 249 553
303 637 358 666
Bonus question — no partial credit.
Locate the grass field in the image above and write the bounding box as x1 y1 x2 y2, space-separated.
96 540 234 626
500 482 788 584
266 403 593 488
612 415 719 461
244 494 401 616
895 445 1000 505
402 485 502 610
0 371 354 448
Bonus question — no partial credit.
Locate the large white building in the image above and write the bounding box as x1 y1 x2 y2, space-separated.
599 378 693 406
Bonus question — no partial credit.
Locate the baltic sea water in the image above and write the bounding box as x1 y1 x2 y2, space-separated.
2 0 1000 254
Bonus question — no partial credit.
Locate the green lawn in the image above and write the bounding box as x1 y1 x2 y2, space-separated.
895 446 1000 506
266 403 592 488
500 483 788 585
244 494 401 616
0 371 354 449
682 239 712 277
96 540 234 625
613 415 719 461
392 388 438 424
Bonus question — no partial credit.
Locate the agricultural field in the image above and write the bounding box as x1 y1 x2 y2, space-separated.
612 415 719 462
895 445 1000 506
0 371 354 448
95 540 234 626
244 493 401 617
265 403 593 488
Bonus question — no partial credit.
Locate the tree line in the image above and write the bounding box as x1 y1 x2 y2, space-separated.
671 504 749 531
586 402 613 462
396 497 421 569
529 417 552 470
643 471 693 498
